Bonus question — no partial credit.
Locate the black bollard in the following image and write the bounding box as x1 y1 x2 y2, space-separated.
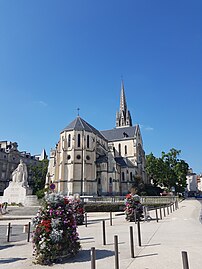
91 247 96 269
85 212 88 227
167 206 169 215
155 208 159 222
170 204 172 213
129 226 135 258
110 211 112 226
114 235 119 269
137 220 142 247
182 251 189 269
7 223 11 242
102 220 106 245
163 206 166 217
27 222 31 242
159 207 162 220
173 203 175 211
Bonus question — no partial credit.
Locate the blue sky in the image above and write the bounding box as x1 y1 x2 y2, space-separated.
0 0 201 173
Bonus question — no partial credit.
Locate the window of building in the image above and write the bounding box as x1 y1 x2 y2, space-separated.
109 177 112 184
67 155 71 160
86 155 90 160
118 143 121 155
125 145 127 155
122 172 125 181
87 135 90 148
76 155 81 160
77 134 81 147
68 134 71 147
130 172 133 181
98 178 101 184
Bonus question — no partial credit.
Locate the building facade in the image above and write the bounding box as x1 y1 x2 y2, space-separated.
0 141 43 195
186 169 198 196
46 82 147 196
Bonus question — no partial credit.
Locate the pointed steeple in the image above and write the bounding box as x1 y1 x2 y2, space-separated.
120 80 127 112
116 80 132 128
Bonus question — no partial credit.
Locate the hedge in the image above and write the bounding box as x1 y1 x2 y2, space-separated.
84 202 125 212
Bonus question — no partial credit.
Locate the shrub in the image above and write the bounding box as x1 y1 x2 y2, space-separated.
84 202 125 212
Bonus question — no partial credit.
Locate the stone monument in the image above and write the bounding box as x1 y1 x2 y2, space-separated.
3 159 33 205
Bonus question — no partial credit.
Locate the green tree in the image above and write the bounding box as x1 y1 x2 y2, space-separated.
146 148 189 193
30 159 49 197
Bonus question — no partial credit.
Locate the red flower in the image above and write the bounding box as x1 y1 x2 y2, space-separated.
64 198 69 204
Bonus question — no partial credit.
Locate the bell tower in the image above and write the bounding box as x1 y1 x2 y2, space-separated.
116 81 132 128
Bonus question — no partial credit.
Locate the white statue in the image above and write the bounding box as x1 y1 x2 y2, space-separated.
12 159 28 187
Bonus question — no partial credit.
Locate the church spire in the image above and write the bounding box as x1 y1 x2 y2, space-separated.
120 80 127 112
116 80 132 128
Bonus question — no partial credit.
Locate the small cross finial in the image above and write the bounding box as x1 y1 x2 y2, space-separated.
77 108 80 116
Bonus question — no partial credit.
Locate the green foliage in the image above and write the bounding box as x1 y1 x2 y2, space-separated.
146 148 189 193
30 159 49 194
84 202 125 212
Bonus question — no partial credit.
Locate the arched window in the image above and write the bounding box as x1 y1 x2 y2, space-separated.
87 135 90 148
98 178 101 184
68 134 71 147
122 172 125 181
109 177 112 184
125 145 127 155
77 134 81 147
118 143 121 155
130 172 133 181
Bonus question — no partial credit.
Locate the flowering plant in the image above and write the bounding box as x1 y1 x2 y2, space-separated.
70 198 84 225
124 193 143 221
32 193 81 265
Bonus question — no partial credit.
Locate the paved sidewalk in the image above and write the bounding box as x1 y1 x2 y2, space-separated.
0 199 202 268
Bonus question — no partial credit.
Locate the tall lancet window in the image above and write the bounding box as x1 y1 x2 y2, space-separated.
68 134 71 147
87 135 90 148
77 134 81 147
118 143 121 156
125 145 127 155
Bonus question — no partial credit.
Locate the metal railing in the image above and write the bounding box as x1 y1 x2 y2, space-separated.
80 195 178 204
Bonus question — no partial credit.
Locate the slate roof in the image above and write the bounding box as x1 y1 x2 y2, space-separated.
96 155 108 163
62 116 107 141
115 157 135 168
101 126 137 141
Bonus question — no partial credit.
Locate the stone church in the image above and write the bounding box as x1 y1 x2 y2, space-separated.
46 82 147 196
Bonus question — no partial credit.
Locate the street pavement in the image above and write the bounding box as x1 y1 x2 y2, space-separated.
0 198 202 269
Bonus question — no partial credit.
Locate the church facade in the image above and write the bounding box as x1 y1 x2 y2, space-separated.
46 82 147 196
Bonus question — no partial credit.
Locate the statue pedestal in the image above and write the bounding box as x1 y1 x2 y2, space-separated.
3 182 32 205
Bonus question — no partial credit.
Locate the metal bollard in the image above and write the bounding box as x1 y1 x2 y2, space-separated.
182 251 189 269
137 220 142 247
129 226 135 258
27 222 31 242
167 206 169 215
102 220 106 245
85 212 88 227
170 204 172 213
159 207 162 219
163 206 166 217
110 211 112 226
91 247 96 269
155 208 159 222
114 235 119 269
7 223 11 242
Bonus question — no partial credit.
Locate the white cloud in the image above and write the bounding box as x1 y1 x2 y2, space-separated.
35 100 48 107
145 126 154 131
139 124 154 131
